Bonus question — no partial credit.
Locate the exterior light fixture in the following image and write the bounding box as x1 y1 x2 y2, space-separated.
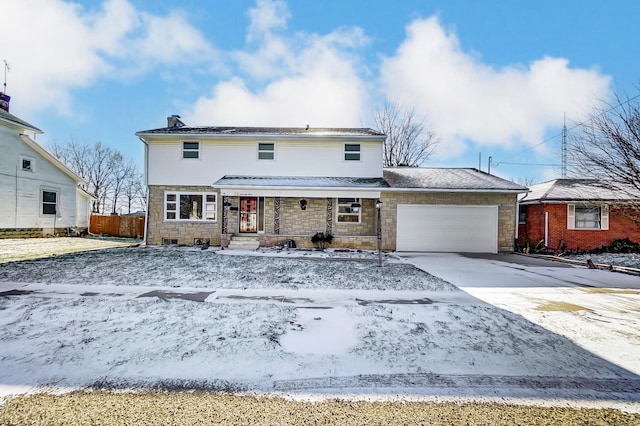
223 201 232 210
351 202 361 213
299 199 307 210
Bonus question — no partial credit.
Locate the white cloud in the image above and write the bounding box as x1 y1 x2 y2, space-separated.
380 17 611 158
188 0 369 127
0 0 215 115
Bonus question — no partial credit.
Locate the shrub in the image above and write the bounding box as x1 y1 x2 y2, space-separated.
311 232 333 249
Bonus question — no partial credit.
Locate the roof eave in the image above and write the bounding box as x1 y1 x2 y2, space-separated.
136 131 385 143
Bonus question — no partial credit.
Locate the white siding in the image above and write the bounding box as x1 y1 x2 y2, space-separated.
147 139 383 186
0 126 81 229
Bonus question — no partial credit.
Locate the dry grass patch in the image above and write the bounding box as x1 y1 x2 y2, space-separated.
1 391 639 426
0 237 138 263
535 301 592 312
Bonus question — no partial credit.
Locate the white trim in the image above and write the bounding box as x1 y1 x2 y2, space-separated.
343 143 361 161
567 204 575 230
181 141 200 160
257 142 275 160
336 197 362 224
163 191 217 222
20 155 35 172
601 205 609 230
544 211 549 247
219 188 381 198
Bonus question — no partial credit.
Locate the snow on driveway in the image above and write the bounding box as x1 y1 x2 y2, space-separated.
0 246 639 411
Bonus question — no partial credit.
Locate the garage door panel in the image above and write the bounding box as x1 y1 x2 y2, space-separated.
397 205 498 253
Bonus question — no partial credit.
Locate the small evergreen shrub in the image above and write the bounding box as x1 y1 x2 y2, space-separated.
311 232 334 249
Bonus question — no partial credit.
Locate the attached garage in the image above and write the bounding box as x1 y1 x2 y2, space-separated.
396 205 499 253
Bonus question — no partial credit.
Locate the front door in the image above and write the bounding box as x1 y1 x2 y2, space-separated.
239 197 258 233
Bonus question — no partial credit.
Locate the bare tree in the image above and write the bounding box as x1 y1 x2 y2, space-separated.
373 103 439 167
51 139 142 214
123 172 146 214
569 89 640 192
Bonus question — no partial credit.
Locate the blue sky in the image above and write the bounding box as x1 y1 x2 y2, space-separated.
2 0 638 184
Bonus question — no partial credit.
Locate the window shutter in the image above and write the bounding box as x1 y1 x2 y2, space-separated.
567 204 575 230
601 205 609 230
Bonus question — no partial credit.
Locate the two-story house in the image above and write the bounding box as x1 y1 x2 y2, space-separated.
0 99 93 237
137 116 526 252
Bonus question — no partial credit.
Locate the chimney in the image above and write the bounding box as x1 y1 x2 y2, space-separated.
0 92 10 112
167 115 185 128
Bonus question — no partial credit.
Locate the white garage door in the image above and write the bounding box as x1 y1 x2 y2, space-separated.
396 205 498 253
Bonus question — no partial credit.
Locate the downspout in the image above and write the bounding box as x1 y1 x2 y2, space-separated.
14 165 18 228
138 136 150 244
544 211 549 248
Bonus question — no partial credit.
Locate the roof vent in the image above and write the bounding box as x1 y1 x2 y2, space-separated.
167 115 185 128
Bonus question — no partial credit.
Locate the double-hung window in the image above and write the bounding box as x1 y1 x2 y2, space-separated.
337 198 361 223
258 143 275 160
165 192 217 221
182 142 200 159
567 204 609 230
42 190 57 215
344 144 360 161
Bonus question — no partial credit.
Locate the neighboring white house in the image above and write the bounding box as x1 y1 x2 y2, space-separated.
137 116 526 252
0 102 93 237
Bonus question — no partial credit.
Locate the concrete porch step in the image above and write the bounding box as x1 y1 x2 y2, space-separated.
227 235 260 250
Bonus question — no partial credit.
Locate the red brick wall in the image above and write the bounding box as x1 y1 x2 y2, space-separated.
518 203 640 251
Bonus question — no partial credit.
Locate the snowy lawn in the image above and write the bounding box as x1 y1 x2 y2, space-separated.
0 246 639 412
0 237 139 264
564 253 640 270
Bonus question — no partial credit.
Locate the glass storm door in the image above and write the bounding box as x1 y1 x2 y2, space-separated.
239 197 258 233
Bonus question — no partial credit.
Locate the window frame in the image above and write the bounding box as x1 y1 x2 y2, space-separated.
344 143 361 161
257 142 275 160
164 192 217 222
567 204 609 230
182 141 200 159
41 189 58 216
21 156 34 172
336 197 362 224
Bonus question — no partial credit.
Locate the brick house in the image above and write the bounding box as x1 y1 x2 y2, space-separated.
136 117 526 252
517 179 640 251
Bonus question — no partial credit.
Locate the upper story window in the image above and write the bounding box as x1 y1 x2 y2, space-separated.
22 158 33 171
258 143 275 160
567 204 609 230
182 141 200 159
165 192 216 221
344 144 361 161
336 197 361 223
42 190 57 215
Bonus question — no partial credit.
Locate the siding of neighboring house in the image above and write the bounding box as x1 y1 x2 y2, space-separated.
518 203 640 251
0 126 87 235
381 191 519 252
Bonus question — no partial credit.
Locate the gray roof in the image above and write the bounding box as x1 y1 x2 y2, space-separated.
520 179 640 203
0 108 42 133
214 176 389 189
137 126 384 137
383 167 528 192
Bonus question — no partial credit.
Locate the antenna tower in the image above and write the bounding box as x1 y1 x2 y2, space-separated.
561 113 567 178
2 60 8 93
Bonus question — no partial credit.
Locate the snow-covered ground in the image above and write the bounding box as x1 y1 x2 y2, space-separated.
564 252 640 269
0 246 639 412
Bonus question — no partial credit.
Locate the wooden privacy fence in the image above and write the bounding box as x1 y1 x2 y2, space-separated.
90 214 145 238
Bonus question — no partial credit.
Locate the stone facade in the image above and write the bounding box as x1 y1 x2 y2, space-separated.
147 186 518 252
147 185 222 246
379 191 518 252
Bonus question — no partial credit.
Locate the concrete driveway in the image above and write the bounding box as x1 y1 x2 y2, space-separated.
397 252 640 289
398 252 640 376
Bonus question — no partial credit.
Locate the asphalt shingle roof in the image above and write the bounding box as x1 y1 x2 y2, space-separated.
137 126 384 137
214 176 389 188
383 167 528 192
0 108 42 133
520 179 640 203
